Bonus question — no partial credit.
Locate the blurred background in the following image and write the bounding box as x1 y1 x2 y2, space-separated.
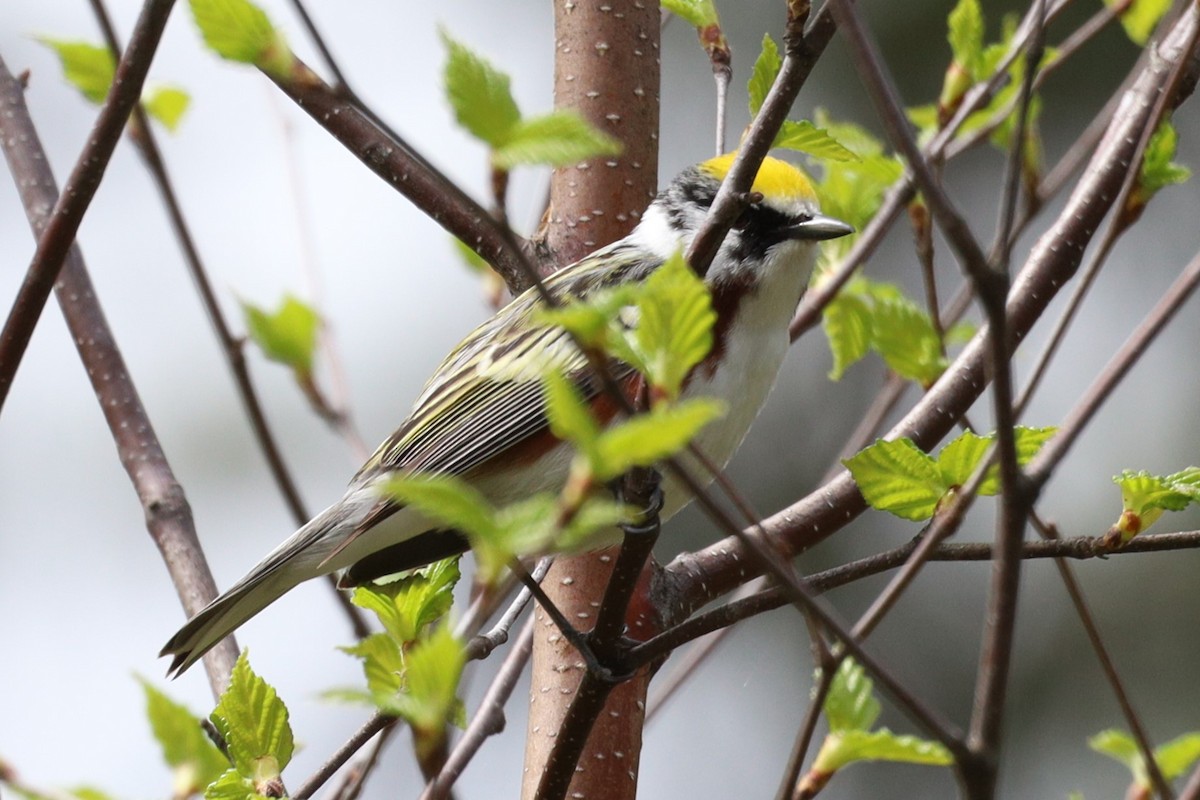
2 1 1199 797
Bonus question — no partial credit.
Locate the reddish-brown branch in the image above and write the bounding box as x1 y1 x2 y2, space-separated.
525 3 662 799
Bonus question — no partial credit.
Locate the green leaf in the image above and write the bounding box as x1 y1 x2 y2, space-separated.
1139 121 1191 197
1090 729 1147 786
142 85 191 132
339 633 405 701
870 295 946 386
35 38 115 104
976 425 1056 495
1111 469 1195 539
188 0 293 77
748 34 781 116
492 111 622 169
813 658 952 776
813 729 954 773
936 430 992 490
558 496 635 551
349 558 461 644
544 370 602 449
140 678 228 797
1091 729 1200 787
824 659 881 732
380 474 497 544
381 627 465 743
944 319 977 344
209 652 293 789
1105 0 1172 45
843 438 945 521
451 237 492 275
822 291 872 380
1156 732 1200 780
773 120 860 162
441 30 521 148
479 494 561 580
203 769 256 800
626 251 716 401
241 295 320 377
536 286 637 349
1166 466 1200 500
810 113 902 237
662 0 719 28
947 0 985 78
591 397 726 480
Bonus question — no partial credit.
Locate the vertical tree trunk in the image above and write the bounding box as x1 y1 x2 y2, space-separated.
520 2 660 798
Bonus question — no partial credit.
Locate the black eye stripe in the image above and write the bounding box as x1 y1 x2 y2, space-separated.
736 204 805 234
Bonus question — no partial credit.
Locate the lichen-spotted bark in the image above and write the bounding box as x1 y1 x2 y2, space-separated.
521 2 661 799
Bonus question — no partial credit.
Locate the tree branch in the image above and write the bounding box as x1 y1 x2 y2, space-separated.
0 54 236 698
0 0 176 414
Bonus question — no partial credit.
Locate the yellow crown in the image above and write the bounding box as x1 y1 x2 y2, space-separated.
699 152 817 203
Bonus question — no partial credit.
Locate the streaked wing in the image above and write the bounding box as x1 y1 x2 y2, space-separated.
354 241 657 484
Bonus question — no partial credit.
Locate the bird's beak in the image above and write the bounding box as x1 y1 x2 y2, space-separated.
786 213 855 241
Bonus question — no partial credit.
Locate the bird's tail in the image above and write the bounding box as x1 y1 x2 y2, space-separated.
160 501 359 677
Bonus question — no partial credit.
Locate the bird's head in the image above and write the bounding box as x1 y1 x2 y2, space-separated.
632 152 852 286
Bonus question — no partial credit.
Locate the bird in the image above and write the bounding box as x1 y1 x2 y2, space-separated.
161 152 852 676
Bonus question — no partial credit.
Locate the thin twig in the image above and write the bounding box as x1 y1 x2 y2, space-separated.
775 666 835 800
0 0 176 414
1028 246 1200 484
293 714 396 800
328 724 396 800
462 559 550 661
636 530 1200 662
1030 513 1172 799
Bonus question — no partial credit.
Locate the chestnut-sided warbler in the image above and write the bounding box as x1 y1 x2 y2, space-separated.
161 153 851 676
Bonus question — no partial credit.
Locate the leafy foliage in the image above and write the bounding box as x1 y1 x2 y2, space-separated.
947 0 985 80
350 558 461 644
380 472 631 582
335 565 466 747
821 276 956 386
140 679 228 798
141 86 192 132
188 0 294 77
1090 729 1200 790
380 627 467 748
746 37 858 162
544 370 725 483
748 33 781 117
844 427 1056 521
241 295 320 378
442 32 620 170
1110 467 1200 541
35 39 114 103
661 0 719 28
1104 0 1172 45
802 659 952 793
1130 121 1191 215
542 250 717 403
773 121 860 163
806 111 904 255
36 39 191 131
207 652 293 800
